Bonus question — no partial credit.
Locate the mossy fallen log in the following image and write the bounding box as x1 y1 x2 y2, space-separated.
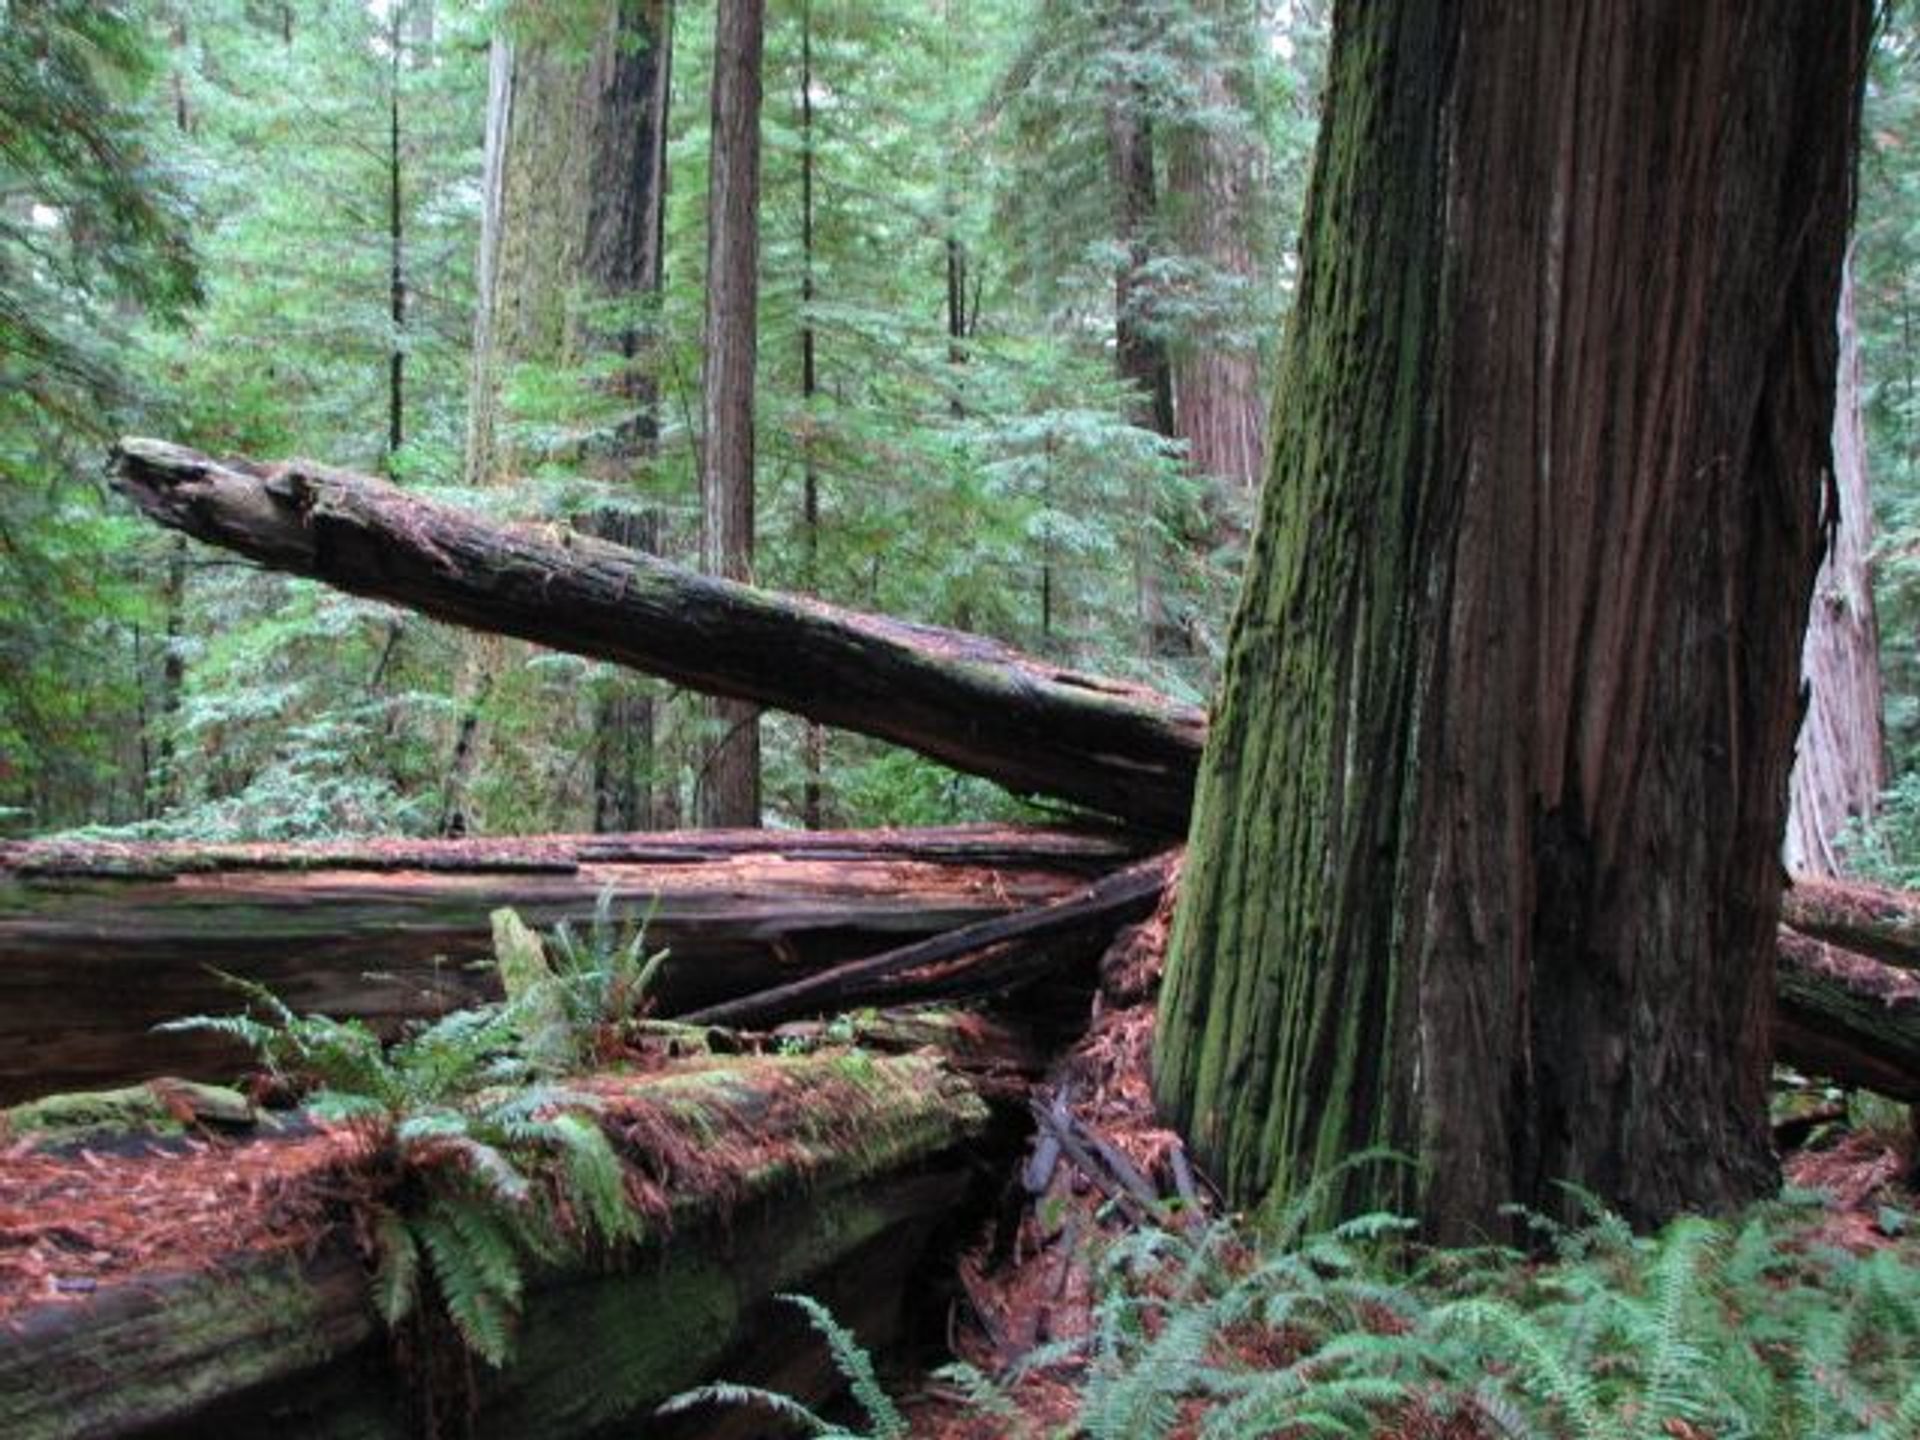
1775 930 1920 1102
0 826 1132 1102
0 1051 991 1440
1782 873 1920 974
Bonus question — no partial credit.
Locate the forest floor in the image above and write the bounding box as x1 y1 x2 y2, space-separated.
898 894 1920 1440
4 878 1917 1437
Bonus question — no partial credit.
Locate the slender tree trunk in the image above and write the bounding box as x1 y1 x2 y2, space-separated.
151 541 186 819
1103 26 1176 655
1166 0 1265 503
386 22 404 466
698 0 766 828
1787 254 1885 875
152 13 193 819
797 0 827 829
1155 0 1872 1238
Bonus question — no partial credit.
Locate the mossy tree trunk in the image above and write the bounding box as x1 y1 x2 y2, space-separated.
1155 0 1872 1238
447 4 672 836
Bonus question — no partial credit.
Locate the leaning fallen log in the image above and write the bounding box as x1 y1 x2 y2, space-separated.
111 439 1206 832
0 1051 992 1440
683 851 1177 1029
0 825 1134 1104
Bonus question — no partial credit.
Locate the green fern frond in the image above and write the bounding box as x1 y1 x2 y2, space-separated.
1435 1296 1606 1440
545 1111 638 1244
1634 1215 1722 1437
1253 1147 1418 1249
778 1293 908 1440
414 1209 520 1367
655 1380 834 1433
371 1209 420 1326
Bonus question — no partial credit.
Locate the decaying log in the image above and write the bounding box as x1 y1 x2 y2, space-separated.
682 851 1177 1029
0 826 1137 1103
111 439 1205 831
0 1052 992 1440
1781 873 1920 973
1775 930 1920 1102
86 440 1920 1107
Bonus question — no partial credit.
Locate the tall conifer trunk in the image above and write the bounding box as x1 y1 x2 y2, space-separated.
1166 0 1264 500
447 4 671 836
582 0 671 833
1155 0 1871 1238
1786 256 1885 875
697 0 766 828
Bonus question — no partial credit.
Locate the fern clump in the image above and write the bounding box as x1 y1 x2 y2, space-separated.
158 897 665 1367
687 1183 1920 1440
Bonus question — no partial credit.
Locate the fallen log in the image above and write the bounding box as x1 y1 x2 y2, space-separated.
1781 873 1920 973
111 439 1206 832
1775 930 1920 1102
682 851 1177 1029
0 825 1136 1103
0 1051 992 1440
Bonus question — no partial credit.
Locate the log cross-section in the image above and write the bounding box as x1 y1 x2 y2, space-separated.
111 439 1206 832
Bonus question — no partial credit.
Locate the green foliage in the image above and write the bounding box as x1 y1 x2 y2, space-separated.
658 1292 909 1439
1837 768 1920 887
155 898 668 1366
490 888 670 1066
679 1197 1920 1440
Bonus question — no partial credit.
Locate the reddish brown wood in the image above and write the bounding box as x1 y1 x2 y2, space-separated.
0 826 1137 1102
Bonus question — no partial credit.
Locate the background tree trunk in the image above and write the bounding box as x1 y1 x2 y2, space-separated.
1154 0 1871 1237
1166 0 1265 502
698 0 766 829
579 0 671 833
447 6 671 836
1787 254 1886 875
1102 10 1176 656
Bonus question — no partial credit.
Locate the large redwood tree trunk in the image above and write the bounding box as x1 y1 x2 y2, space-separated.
1154 1 1871 1237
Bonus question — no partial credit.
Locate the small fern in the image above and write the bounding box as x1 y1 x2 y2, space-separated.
156 906 666 1369
659 1293 909 1439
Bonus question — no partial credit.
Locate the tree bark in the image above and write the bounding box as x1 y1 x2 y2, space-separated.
0 825 1135 1102
452 6 672 835
578 0 672 832
1102 15 1177 656
698 0 766 828
111 439 1206 831
1786 253 1885 875
1166 0 1265 500
799 0 827 829
1155 0 1872 1237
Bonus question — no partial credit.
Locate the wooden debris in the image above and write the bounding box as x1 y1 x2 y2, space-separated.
0 826 1132 1102
679 852 1177 1030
